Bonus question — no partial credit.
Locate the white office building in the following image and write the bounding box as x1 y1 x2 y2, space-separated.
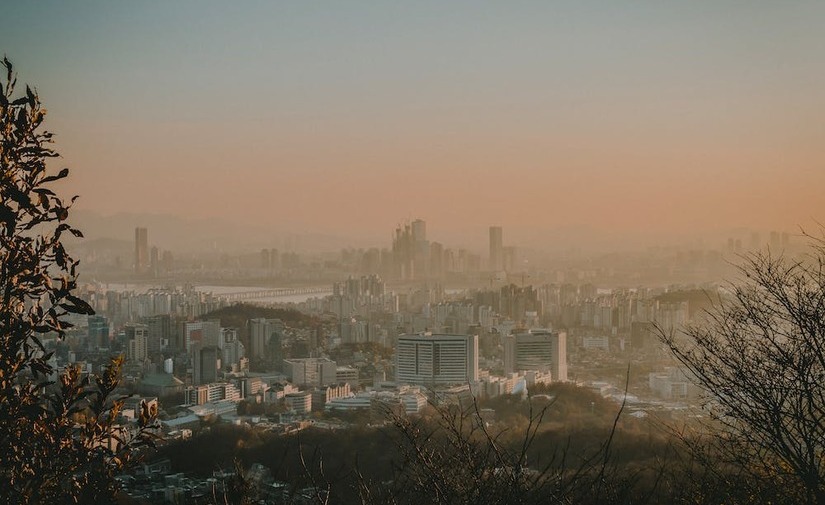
504 329 567 382
282 358 337 387
396 333 479 386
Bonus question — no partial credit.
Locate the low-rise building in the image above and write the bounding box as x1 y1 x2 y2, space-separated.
139 373 185 397
284 391 312 414
311 383 352 411
335 366 359 387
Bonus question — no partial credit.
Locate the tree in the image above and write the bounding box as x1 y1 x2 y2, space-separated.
350 389 643 505
660 237 825 505
0 58 157 504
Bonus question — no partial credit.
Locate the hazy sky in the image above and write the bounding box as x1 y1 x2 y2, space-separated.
2 1 824 243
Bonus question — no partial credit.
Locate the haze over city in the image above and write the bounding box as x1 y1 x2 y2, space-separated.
6 2 825 504
3 1 823 253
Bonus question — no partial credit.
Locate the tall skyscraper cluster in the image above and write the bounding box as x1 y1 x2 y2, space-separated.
134 226 173 277
489 226 518 272
386 219 518 281
392 219 430 280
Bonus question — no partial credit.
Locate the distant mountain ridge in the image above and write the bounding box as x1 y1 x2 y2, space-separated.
67 209 363 254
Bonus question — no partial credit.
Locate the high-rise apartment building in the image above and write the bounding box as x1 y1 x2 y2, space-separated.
134 227 149 275
504 329 567 382
125 323 149 362
396 333 479 385
249 318 284 360
489 226 503 271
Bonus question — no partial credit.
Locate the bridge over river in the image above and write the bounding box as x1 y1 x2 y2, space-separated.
216 286 330 302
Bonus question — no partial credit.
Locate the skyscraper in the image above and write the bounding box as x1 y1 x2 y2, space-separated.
392 221 421 280
489 226 503 271
134 227 148 274
396 333 479 385
411 219 426 243
193 345 220 385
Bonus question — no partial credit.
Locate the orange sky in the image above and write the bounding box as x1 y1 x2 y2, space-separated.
4 2 824 245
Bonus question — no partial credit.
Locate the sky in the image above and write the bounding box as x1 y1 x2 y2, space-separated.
2 1 824 248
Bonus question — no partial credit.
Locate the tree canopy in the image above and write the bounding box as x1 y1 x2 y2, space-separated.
0 58 157 504
661 238 825 505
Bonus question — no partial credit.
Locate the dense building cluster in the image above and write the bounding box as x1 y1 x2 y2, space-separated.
50 222 784 504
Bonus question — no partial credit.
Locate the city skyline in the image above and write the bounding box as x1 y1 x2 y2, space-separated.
5 4 825 502
2 2 823 242
77 208 806 261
